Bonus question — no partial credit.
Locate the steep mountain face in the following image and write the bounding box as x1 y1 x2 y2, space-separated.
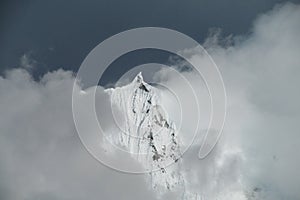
105 73 186 196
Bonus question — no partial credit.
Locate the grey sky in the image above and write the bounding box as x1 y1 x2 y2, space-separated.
1 0 299 84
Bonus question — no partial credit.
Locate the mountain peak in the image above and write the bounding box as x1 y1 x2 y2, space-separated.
131 72 150 92
107 76 183 194
133 72 144 84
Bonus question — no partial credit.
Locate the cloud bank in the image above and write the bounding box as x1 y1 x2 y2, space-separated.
151 2 300 199
0 2 299 200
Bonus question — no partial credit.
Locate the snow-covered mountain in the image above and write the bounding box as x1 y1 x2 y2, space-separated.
104 72 207 199
105 73 190 197
105 73 253 200
100 71 278 200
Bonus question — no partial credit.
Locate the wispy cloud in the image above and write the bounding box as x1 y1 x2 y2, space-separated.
19 52 37 70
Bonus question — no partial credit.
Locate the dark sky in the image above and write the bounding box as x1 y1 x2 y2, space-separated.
1 0 299 84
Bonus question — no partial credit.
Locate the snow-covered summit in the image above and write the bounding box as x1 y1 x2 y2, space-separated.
105 73 185 194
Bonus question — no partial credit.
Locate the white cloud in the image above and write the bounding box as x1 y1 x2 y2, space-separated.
0 2 299 200
151 2 300 199
0 69 156 200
